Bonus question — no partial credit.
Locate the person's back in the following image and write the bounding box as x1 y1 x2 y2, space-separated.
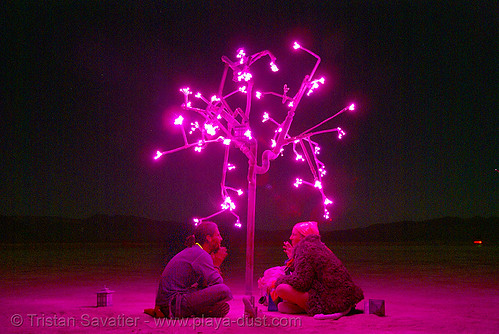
156 244 223 306
147 221 232 318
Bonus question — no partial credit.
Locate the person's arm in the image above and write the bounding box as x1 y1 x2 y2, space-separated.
193 250 224 286
211 246 228 275
275 246 314 291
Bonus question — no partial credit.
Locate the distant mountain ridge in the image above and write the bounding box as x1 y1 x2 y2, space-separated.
0 215 497 244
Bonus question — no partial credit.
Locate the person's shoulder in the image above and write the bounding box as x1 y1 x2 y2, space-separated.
300 234 322 247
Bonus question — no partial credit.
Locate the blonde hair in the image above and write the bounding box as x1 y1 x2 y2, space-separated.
293 221 320 237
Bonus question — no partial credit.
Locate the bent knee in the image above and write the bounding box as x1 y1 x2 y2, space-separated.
219 284 233 300
275 283 292 297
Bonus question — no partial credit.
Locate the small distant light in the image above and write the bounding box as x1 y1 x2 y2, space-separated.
474 240 482 244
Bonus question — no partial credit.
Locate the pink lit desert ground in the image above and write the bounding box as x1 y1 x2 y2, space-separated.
2 241 497 333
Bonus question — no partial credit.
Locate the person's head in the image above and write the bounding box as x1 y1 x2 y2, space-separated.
290 221 320 246
186 221 222 253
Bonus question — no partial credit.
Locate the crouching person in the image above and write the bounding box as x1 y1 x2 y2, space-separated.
273 221 363 319
146 221 232 318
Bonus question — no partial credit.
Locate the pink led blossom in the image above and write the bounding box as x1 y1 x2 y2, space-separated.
324 198 333 205
189 121 199 134
223 139 231 146
271 139 277 148
204 123 218 136
270 61 279 72
194 140 204 152
154 151 163 160
195 92 202 98
211 95 220 102
180 87 191 95
348 104 355 111
293 42 301 50
256 91 262 99
228 163 236 170
337 127 346 139
234 221 242 228
296 154 305 161
294 178 303 188
262 112 270 123
237 71 253 82
174 115 184 125
239 86 247 93
307 77 325 96
314 180 322 189
237 49 246 64
244 129 252 140
221 196 236 211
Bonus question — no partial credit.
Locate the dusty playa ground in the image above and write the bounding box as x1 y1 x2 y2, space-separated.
1 242 497 333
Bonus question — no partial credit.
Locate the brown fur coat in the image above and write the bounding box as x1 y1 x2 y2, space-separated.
275 234 364 315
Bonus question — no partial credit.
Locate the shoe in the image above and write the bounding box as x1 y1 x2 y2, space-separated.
144 306 166 318
205 302 230 318
243 297 257 318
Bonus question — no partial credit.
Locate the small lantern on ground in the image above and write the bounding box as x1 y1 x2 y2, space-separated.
96 287 115 307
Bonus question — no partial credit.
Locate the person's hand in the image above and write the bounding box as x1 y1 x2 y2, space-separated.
211 246 228 267
283 241 293 259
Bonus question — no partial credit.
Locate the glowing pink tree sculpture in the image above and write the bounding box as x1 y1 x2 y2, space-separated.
155 42 355 297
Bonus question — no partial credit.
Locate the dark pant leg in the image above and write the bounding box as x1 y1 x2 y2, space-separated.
180 284 232 317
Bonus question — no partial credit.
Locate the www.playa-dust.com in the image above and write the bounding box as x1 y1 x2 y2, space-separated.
148 315 302 329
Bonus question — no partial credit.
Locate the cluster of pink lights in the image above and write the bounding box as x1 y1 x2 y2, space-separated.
155 42 356 226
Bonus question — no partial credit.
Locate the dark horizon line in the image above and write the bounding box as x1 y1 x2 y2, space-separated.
1 213 496 231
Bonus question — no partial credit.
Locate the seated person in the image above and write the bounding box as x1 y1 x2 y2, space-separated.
145 221 232 318
273 221 364 319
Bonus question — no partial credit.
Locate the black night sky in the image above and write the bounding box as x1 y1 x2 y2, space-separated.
2 2 497 230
